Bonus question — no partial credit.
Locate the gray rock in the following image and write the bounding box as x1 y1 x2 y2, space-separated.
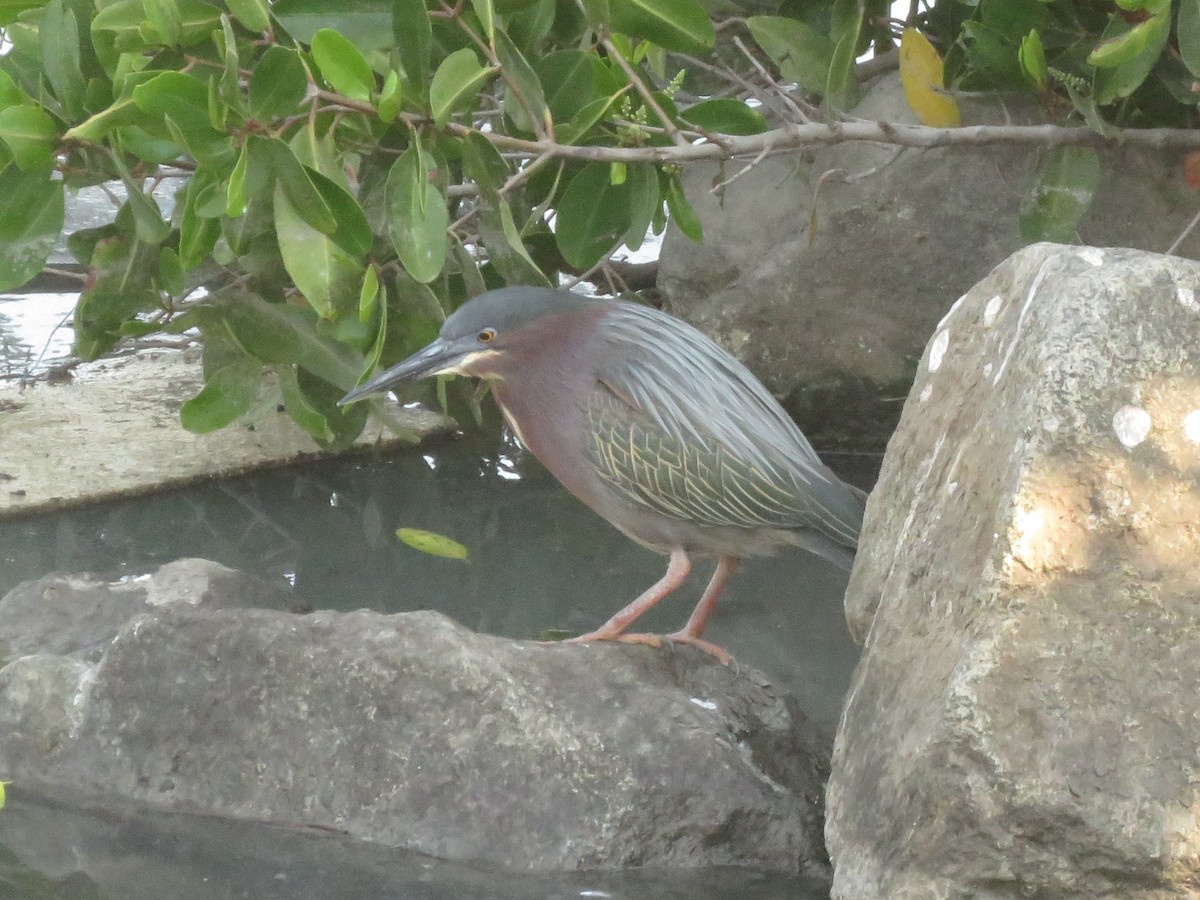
827 244 1200 897
0 558 306 663
657 74 1200 450
0 569 830 875
0 654 91 759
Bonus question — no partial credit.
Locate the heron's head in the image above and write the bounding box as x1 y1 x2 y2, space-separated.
338 286 598 404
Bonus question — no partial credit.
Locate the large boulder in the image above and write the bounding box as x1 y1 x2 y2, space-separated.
0 563 831 876
656 74 1200 450
827 244 1200 897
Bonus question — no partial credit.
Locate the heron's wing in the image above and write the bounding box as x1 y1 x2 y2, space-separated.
583 303 863 547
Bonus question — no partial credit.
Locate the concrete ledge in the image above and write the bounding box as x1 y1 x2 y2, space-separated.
0 349 453 519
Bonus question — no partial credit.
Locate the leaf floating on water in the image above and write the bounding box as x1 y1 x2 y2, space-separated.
396 528 469 560
537 629 578 642
0 781 8 809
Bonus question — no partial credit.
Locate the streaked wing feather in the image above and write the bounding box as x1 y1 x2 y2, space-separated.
584 304 864 547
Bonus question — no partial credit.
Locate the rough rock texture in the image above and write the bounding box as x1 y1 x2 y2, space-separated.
0 558 307 663
656 74 1200 450
0 565 830 875
827 244 1200 898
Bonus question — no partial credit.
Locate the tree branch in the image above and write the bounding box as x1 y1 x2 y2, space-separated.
447 119 1200 163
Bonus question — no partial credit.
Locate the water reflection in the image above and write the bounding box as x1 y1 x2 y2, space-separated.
0 294 77 380
0 793 825 900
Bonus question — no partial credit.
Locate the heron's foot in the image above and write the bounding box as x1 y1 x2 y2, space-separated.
566 629 663 649
663 631 735 666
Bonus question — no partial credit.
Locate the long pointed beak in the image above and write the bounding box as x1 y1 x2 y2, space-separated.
338 337 464 406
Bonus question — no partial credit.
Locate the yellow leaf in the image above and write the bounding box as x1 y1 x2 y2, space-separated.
0 781 8 809
396 528 469 561
899 28 960 128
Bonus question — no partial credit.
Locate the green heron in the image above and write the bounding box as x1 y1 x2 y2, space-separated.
340 287 866 663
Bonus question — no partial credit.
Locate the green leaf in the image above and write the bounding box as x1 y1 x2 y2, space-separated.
622 162 659 250
494 27 546 133
179 173 222 267
271 0 392 50
460 131 549 285
73 231 160 358
534 50 594 123
377 69 402 123
429 47 491 128
120 182 171 244
471 0 494 44
1019 29 1047 90
680 98 768 135
274 179 363 318
360 272 386 373
277 363 335 443
0 166 64 291
142 0 184 45
307 167 373 257
249 46 308 121
826 0 862 110
1091 11 1169 104
158 245 185 296
0 106 57 174
68 224 117 266
555 162 630 269
294 367 370 448
40 0 86 118
63 98 141 143
556 92 622 143
1181 0 1200 79
386 145 448 283
1088 11 1168 68
358 262 380 323
117 125 181 163
132 71 227 158
1019 147 1100 243
664 172 702 242
311 27 375 103
397 527 469 560
255 135 337 234
225 0 270 31
605 0 714 55
226 143 249 218
392 0 431 94
181 352 261 433
91 0 221 48
197 288 414 439
745 16 835 96
0 70 24 111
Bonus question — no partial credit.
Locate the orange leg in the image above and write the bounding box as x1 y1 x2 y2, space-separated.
568 551 740 666
568 548 690 644
663 555 740 664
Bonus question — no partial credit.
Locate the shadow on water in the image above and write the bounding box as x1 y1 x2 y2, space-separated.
0 418 879 900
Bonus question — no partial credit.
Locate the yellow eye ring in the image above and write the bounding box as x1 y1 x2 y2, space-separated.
477 328 496 343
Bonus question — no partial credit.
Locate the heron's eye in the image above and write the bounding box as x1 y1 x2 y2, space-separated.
477 328 496 343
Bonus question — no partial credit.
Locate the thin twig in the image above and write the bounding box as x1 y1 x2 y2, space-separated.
709 144 775 193
731 35 813 123
563 237 627 289
1167 206 1200 255
600 36 688 147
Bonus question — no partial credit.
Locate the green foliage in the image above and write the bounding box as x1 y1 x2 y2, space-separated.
0 0 1195 444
